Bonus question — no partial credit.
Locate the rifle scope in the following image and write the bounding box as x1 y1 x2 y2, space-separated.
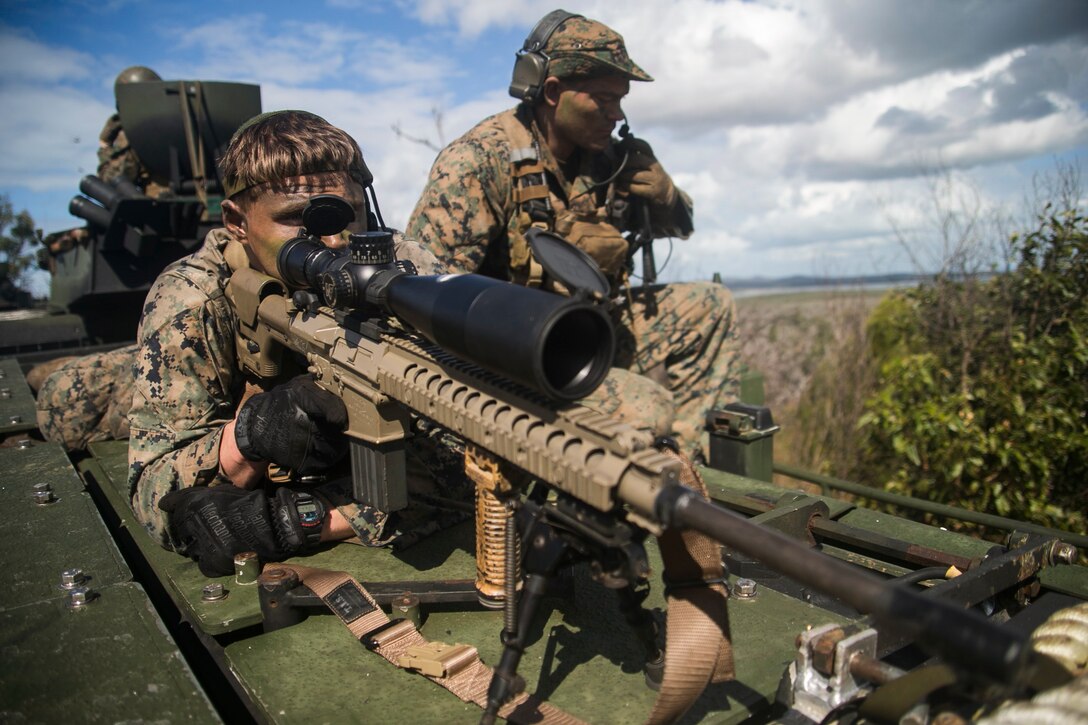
279 232 616 402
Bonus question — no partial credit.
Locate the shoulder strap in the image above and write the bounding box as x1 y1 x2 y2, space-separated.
271 563 585 724
498 111 552 286
646 450 735 724
499 111 552 225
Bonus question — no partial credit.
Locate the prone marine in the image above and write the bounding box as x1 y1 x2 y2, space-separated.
38 109 674 575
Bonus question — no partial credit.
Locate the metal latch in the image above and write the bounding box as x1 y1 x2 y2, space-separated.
397 642 478 678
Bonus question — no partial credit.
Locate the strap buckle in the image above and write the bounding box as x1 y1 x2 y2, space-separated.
397 641 478 678
363 618 416 651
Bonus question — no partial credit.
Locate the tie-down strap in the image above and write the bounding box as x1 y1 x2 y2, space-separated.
271 564 585 725
647 450 736 724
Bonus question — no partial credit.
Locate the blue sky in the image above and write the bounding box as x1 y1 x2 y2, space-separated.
2 0 1087 294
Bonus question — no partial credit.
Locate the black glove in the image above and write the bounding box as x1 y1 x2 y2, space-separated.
158 485 325 577
234 375 348 476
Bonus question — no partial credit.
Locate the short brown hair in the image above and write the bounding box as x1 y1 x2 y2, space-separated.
218 110 372 199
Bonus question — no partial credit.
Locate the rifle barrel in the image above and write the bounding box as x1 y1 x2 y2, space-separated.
659 488 1035 687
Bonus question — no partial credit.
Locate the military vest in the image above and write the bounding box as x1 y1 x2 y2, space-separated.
498 109 632 289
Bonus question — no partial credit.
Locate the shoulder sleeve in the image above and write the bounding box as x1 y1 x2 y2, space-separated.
127 267 239 547
406 128 513 274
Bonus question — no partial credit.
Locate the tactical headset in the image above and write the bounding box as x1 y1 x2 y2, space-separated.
508 9 584 103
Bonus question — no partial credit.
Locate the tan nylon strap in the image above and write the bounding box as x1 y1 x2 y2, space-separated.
513 184 550 204
274 564 584 725
645 453 735 725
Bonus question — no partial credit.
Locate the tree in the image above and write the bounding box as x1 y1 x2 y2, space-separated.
858 174 1088 535
0 194 40 306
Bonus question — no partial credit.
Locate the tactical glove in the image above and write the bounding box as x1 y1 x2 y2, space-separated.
158 485 325 577
233 375 348 476
622 138 678 209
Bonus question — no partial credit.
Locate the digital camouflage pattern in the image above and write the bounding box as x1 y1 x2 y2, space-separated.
408 107 694 286
125 226 672 548
614 283 740 457
97 113 168 198
408 107 737 457
543 16 653 82
36 344 137 451
127 227 451 547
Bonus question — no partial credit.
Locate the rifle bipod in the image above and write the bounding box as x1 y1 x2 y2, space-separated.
481 493 661 723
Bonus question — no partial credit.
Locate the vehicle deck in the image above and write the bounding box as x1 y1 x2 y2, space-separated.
2 356 1085 723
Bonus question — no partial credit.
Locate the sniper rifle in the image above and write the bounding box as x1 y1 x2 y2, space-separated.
225 195 1054 722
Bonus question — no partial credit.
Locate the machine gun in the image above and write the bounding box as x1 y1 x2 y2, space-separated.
226 196 1062 723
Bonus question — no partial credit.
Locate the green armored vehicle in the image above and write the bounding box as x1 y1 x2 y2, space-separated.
0 76 261 359
3 348 1086 723
1 82 1087 725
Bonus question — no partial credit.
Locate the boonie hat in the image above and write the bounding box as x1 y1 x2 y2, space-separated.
545 17 653 82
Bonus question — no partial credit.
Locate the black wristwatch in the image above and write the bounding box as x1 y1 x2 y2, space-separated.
291 491 327 548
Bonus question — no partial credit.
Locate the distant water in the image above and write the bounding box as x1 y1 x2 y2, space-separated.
731 280 918 299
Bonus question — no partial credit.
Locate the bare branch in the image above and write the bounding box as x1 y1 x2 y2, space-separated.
390 106 447 154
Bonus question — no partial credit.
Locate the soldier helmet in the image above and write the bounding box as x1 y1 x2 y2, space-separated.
114 66 162 96
543 15 653 83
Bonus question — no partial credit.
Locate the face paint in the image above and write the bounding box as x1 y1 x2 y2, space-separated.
553 75 630 155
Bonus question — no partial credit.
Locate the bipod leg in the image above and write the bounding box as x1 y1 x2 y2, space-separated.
481 515 573 724
616 583 665 690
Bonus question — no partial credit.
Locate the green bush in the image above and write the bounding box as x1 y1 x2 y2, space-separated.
859 205 1088 534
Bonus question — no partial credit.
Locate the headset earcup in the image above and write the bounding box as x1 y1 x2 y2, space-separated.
509 52 550 103
508 10 584 103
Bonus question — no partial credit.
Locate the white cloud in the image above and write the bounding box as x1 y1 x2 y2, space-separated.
409 0 554 36
0 84 108 190
0 27 98 84
2 0 1086 283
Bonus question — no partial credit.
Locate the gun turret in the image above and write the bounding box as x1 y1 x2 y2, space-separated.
68 174 147 230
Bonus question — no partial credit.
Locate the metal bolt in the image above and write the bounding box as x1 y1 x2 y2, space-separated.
202 583 227 602
58 568 87 590
733 578 758 599
258 566 300 589
17 439 32 450
66 586 95 609
0 388 10 398
811 628 846 676
1052 542 1078 566
234 551 260 585
32 482 57 505
393 593 422 629
9 415 21 424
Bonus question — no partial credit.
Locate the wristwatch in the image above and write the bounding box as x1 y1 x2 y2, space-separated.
291 490 327 548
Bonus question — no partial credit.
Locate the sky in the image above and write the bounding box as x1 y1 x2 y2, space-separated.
2 0 1087 294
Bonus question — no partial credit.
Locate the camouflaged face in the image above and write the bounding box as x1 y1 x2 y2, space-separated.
545 17 652 82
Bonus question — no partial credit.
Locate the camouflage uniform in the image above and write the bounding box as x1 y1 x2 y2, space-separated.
127 227 673 548
97 114 167 198
36 344 136 450
407 104 738 457
128 227 439 546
